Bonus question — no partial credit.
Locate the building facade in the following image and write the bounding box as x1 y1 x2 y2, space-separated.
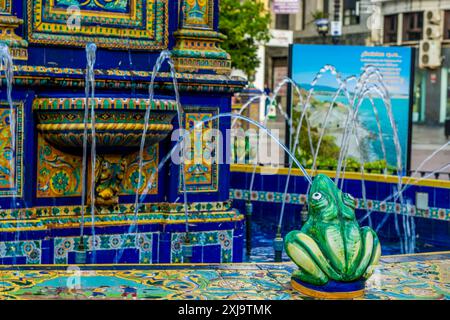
373 0 450 125
256 0 450 127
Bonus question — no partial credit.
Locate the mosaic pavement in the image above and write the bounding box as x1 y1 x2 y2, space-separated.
0 252 448 300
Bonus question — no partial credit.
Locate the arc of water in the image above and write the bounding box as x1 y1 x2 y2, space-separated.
114 51 171 264
359 160 450 225
347 71 416 252
336 90 390 180
166 58 189 235
334 77 407 251
334 66 394 184
231 77 316 158
230 78 314 205
154 113 312 185
310 77 355 175
115 51 187 263
408 141 450 180
79 43 97 262
277 65 348 236
87 43 97 262
359 81 408 252
135 112 313 263
132 50 172 221
373 161 450 248
337 85 385 190
332 71 402 186
310 82 372 229
245 80 310 200
367 96 388 176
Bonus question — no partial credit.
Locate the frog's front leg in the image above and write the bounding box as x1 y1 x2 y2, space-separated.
350 227 381 280
285 231 341 286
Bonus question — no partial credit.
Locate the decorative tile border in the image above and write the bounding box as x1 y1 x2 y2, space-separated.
32 98 177 111
0 207 243 232
0 200 234 220
54 232 155 264
0 240 41 264
171 230 233 263
181 0 214 30
230 188 450 222
9 65 246 93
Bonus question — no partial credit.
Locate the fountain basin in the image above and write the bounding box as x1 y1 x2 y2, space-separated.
290 277 366 299
34 97 178 153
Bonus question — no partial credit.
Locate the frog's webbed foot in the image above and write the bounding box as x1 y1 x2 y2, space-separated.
285 231 342 286
351 227 381 280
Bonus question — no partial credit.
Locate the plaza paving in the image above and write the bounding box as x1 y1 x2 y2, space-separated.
0 252 448 300
411 125 450 177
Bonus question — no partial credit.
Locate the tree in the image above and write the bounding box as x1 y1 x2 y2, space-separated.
219 0 271 79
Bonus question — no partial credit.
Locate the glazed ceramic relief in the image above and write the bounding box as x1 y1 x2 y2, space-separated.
0 102 23 197
181 108 219 192
28 0 168 49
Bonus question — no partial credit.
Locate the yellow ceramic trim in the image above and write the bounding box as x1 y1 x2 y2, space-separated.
230 164 450 189
290 279 364 299
0 227 47 232
36 123 173 131
16 76 244 90
382 250 450 258
44 216 244 228
0 215 244 232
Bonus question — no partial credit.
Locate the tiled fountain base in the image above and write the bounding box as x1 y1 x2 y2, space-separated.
0 252 448 300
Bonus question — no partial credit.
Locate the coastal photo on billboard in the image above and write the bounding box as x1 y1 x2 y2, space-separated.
289 44 414 174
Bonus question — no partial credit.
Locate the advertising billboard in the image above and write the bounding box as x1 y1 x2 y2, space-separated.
288 44 414 173
272 0 299 14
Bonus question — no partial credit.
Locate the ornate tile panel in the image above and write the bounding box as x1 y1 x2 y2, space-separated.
37 134 82 197
181 0 214 29
0 102 24 197
0 240 41 264
36 133 158 198
121 145 158 195
0 0 11 14
171 230 233 263
53 232 156 264
180 107 219 192
28 0 168 50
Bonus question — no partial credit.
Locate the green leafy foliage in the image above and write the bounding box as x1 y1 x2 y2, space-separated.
219 0 271 78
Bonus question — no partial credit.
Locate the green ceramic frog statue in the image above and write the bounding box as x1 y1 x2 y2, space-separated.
285 174 381 287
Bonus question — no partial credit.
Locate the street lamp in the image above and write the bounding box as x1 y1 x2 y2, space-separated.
314 18 329 43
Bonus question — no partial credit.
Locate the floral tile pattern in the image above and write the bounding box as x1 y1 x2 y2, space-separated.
230 188 450 222
0 253 448 300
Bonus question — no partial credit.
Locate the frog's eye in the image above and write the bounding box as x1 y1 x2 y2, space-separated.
312 192 322 200
342 193 356 208
309 192 328 210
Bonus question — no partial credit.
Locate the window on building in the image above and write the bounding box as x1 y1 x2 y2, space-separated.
343 0 360 26
383 14 398 43
323 0 329 16
301 0 306 30
444 10 450 39
402 12 423 42
275 14 290 30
